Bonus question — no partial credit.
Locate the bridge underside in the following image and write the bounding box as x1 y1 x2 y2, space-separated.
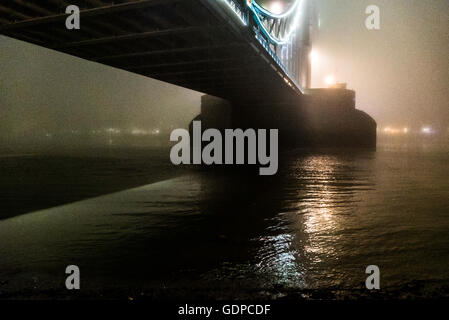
0 0 301 103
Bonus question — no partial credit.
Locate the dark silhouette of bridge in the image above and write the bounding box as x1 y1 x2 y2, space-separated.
0 0 314 103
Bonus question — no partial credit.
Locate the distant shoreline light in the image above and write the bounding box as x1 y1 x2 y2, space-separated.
380 126 437 135
421 127 434 135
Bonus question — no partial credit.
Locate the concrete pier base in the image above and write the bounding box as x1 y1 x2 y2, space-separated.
195 89 377 149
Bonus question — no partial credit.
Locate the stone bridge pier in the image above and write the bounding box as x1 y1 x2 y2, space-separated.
195 90 377 149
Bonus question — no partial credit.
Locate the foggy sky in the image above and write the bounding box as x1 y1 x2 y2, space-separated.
0 36 202 139
1 0 448 140
313 0 449 129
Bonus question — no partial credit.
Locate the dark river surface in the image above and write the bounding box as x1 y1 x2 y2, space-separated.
1 137 449 299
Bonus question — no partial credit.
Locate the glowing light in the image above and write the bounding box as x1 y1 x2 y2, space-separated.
250 0 301 44
383 127 410 135
269 2 284 15
107 128 121 134
131 129 148 135
223 0 247 25
252 0 300 18
383 127 398 134
310 50 318 63
421 127 433 134
325 75 335 87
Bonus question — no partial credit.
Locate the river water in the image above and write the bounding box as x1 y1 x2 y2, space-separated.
0 138 448 299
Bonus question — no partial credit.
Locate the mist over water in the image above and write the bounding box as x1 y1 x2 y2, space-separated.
1 138 448 299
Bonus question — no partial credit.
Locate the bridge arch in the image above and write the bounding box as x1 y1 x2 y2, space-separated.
247 0 302 45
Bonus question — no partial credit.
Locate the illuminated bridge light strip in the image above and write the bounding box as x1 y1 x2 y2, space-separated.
222 0 248 25
221 0 304 93
254 32 302 92
248 0 302 45
246 0 301 19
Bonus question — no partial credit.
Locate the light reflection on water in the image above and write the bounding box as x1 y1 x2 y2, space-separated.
1 144 449 298
245 152 378 291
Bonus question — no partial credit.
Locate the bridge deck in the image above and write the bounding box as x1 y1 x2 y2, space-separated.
0 0 301 103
